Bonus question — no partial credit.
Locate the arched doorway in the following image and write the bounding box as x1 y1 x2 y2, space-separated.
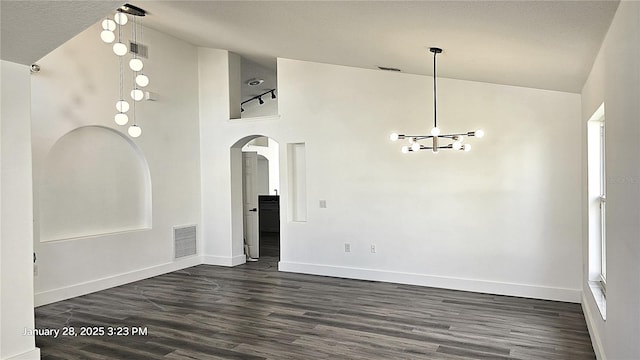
230 135 280 263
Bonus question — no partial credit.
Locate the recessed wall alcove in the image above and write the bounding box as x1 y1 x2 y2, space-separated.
39 126 152 242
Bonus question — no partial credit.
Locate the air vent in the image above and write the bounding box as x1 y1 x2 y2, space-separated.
377 66 401 72
174 225 196 259
130 42 148 58
247 78 264 86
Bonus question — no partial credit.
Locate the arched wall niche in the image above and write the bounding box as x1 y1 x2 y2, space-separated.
39 126 152 241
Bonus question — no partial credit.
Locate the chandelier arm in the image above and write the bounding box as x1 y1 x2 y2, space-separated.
403 135 433 140
411 143 455 152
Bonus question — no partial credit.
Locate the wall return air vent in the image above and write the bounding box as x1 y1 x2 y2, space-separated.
174 225 197 259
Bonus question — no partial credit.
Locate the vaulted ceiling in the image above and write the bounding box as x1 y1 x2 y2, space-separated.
1 1 619 93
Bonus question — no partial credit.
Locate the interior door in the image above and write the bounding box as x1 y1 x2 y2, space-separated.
242 151 259 258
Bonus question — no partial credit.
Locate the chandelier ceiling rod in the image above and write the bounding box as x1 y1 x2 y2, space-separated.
432 47 440 131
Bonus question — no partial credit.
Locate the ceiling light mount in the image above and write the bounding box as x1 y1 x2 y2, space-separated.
390 47 483 153
118 3 146 17
378 66 401 72
247 78 264 86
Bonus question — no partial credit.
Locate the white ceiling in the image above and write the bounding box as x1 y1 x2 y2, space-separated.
0 1 122 65
1 1 619 93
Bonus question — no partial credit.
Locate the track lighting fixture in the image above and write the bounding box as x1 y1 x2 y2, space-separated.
241 89 277 110
390 47 484 153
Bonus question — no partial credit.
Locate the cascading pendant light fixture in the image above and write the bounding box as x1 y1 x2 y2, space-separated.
100 3 148 138
390 47 484 153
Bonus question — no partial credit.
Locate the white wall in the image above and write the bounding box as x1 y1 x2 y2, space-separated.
199 48 241 265
31 22 202 305
1 60 40 359
581 2 640 359
257 155 270 196
198 53 583 302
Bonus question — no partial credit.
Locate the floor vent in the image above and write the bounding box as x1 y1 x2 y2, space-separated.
174 225 197 259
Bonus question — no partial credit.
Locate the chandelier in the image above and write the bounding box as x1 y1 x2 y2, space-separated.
390 47 484 153
100 3 148 138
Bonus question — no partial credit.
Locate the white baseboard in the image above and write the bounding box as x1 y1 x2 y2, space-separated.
202 254 246 267
582 292 606 360
5 347 40 360
34 256 202 307
279 261 581 303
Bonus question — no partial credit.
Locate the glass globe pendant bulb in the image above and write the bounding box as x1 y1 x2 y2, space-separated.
475 129 485 138
411 143 421 152
113 42 128 56
114 12 128 25
135 74 149 87
100 30 115 43
390 133 399 142
102 19 116 31
464 144 471 152
129 58 144 72
114 113 129 126
115 100 129 113
431 127 440 136
452 141 462 150
408 137 415 144
128 124 142 138
401 146 409 154
131 89 144 101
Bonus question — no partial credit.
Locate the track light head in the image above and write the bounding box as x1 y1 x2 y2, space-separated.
271 90 277 100
258 96 264 105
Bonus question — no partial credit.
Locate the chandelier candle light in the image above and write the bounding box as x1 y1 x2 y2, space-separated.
390 47 484 153
100 3 148 138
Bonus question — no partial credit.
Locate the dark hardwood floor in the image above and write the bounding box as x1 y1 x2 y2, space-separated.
35 252 594 360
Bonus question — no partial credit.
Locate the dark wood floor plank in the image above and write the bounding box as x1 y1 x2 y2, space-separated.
35 256 595 359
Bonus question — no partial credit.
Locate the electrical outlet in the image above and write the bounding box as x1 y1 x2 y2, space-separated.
344 243 351 252
371 244 376 253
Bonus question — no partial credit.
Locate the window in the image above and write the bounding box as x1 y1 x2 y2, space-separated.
599 122 606 284
587 103 606 318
